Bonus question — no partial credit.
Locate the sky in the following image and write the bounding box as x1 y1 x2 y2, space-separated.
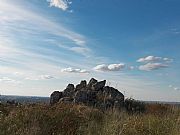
0 0 180 101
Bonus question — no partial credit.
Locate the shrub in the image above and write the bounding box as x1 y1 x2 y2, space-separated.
124 98 146 114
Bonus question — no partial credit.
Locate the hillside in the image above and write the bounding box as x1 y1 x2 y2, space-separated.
0 78 180 135
0 102 180 135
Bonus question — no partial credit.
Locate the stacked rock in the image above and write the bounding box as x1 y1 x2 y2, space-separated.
50 78 124 109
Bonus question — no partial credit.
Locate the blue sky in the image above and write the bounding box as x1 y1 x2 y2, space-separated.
0 0 180 101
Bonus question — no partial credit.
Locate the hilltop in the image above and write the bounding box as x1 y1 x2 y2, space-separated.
0 78 180 135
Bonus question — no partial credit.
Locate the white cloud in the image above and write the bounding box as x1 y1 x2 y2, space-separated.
25 77 40 81
40 75 55 80
139 63 168 71
137 56 162 63
0 0 86 46
70 47 91 57
169 85 180 91
94 63 125 72
163 58 173 63
137 56 173 63
13 72 24 76
48 0 72 11
108 64 125 71
0 77 21 84
174 87 180 91
137 56 173 71
93 64 109 71
0 77 14 82
25 75 55 80
61 67 89 73
0 0 91 58
0 0 92 77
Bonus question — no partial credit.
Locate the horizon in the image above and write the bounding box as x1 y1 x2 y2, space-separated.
1 94 180 104
0 0 180 102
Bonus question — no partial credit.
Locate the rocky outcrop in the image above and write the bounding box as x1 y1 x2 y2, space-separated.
63 84 75 97
74 90 88 103
92 80 106 91
87 78 97 89
75 80 87 91
50 78 124 109
103 86 124 101
101 86 124 107
50 91 63 105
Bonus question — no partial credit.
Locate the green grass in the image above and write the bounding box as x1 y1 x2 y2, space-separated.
0 103 180 135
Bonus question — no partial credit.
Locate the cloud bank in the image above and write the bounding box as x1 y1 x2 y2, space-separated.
137 56 173 71
61 67 89 73
139 63 168 71
25 75 55 81
137 56 173 63
0 77 20 84
94 63 125 72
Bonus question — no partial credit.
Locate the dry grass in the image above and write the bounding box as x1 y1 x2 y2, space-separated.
0 103 180 135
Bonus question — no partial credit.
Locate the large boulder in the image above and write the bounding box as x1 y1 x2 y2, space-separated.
66 84 74 90
92 80 106 91
87 78 97 89
103 86 124 107
75 80 87 91
50 91 63 105
103 86 124 101
63 84 75 97
74 90 88 103
87 91 97 105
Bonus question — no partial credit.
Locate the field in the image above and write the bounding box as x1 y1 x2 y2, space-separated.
0 102 180 135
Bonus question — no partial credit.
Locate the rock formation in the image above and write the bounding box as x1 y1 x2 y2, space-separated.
50 91 63 105
50 78 124 109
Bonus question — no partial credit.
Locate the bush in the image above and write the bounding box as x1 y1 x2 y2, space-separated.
124 98 146 114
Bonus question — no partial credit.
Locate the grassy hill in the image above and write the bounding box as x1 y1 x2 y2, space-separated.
0 102 179 135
